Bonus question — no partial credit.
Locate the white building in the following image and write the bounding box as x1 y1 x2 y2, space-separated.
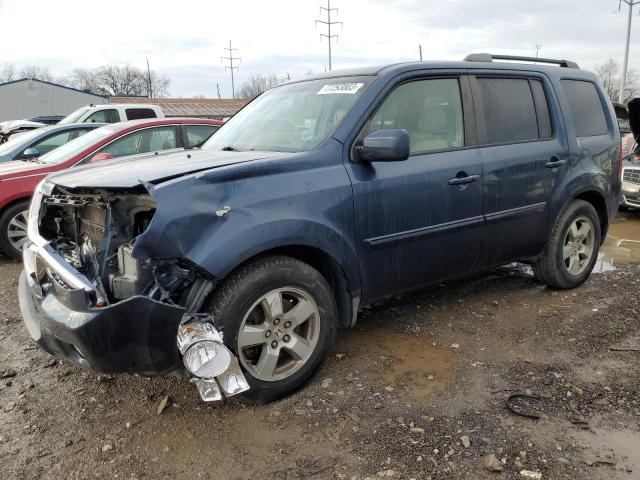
0 78 107 122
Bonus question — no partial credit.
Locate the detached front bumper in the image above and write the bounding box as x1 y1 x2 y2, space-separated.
19 242 185 375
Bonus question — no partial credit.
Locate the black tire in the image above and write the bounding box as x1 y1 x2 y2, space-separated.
0 200 31 261
205 255 337 404
533 200 601 289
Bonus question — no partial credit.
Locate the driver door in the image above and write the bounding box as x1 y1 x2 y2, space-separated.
345 75 484 300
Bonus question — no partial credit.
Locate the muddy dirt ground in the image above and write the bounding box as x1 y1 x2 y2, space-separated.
1 214 640 480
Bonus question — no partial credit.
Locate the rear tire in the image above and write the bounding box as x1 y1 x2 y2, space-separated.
533 200 601 289
0 201 31 261
205 255 337 404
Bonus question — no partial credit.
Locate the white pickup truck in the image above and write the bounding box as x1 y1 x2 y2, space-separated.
0 104 165 143
58 103 165 124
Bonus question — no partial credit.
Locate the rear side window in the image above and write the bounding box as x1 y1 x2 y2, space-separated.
185 124 219 147
476 78 539 144
561 80 608 137
126 108 157 120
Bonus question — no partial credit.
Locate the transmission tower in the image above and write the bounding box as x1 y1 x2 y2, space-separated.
221 41 241 99
316 1 342 71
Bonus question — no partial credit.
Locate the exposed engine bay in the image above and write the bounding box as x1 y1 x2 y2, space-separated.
28 183 249 401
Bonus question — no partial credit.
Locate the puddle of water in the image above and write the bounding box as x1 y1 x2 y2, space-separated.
574 427 640 473
597 216 640 271
336 327 457 401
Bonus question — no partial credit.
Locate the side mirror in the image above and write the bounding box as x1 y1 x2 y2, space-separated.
355 129 410 162
89 152 114 163
21 147 40 159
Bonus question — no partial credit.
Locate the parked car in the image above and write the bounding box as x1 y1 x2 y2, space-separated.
620 97 640 207
0 119 48 143
18 54 621 405
0 118 221 259
26 115 64 125
0 123 101 164
58 104 165 125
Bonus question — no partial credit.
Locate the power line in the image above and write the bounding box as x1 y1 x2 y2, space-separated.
316 0 342 71
618 0 639 103
221 40 240 99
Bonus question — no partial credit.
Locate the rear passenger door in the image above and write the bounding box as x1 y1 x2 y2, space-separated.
470 74 570 266
346 74 484 299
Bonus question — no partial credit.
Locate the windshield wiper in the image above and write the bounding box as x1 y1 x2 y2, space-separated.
221 146 241 152
22 157 43 163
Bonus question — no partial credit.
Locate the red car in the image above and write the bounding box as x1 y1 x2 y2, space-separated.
0 118 222 259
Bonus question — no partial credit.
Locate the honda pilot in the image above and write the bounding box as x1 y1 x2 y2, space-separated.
19 54 621 404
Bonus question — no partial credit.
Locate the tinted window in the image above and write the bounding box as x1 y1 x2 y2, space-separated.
126 108 158 120
185 124 219 147
530 80 553 139
98 126 177 158
366 78 464 155
561 80 608 137
86 109 120 123
28 129 93 156
477 78 539 144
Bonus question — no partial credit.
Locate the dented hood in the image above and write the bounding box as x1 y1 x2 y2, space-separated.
46 149 288 189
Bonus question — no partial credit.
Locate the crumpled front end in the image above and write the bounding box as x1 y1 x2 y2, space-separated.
18 180 249 401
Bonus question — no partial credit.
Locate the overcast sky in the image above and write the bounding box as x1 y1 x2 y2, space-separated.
0 0 637 98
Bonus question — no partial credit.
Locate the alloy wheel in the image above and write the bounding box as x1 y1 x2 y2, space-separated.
7 210 29 252
237 287 320 382
562 216 595 276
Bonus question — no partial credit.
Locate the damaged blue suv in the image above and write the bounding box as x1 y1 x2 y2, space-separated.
19 54 621 403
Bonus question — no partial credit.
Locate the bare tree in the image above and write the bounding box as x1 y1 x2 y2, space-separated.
0 62 15 82
146 70 170 98
238 74 281 99
19 65 53 82
595 58 639 103
65 64 170 97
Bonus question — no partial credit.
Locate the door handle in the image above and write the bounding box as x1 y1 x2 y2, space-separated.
448 174 480 186
545 157 567 168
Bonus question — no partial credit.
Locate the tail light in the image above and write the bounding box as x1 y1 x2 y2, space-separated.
619 142 623 181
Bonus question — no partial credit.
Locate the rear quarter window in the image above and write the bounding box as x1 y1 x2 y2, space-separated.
560 80 608 137
126 108 158 120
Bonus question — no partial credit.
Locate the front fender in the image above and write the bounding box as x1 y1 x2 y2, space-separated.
132 147 361 296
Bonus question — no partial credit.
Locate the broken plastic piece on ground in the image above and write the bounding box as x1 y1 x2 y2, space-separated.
217 358 250 397
192 378 223 402
506 393 543 419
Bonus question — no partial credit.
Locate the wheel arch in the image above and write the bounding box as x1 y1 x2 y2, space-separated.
572 189 608 241
211 243 359 330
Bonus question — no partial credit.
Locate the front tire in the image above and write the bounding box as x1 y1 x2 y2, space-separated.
533 200 601 289
0 201 31 261
205 255 337 404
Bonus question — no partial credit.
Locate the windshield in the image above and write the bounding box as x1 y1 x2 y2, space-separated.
58 106 91 125
40 125 118 164
0 128 47 155
202 76 372 153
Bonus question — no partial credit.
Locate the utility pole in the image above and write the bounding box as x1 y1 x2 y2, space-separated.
419 44 423 61
618 0 639 103
146 57 152 98
216 82 221 100
316 0 342 71
535 45 541 58
221 40 240 99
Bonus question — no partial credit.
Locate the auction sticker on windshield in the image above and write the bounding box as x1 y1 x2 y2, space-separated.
317 83 364 95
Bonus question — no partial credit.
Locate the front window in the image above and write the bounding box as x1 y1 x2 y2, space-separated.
97 126 178 158
202 76 373 153
40 125 121 164
85 109 120 123
58 106 92 125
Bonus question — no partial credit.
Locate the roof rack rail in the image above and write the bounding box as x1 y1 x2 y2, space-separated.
464 53 579 69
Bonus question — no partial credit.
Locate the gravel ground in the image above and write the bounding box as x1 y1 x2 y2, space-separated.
1 214 639 480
